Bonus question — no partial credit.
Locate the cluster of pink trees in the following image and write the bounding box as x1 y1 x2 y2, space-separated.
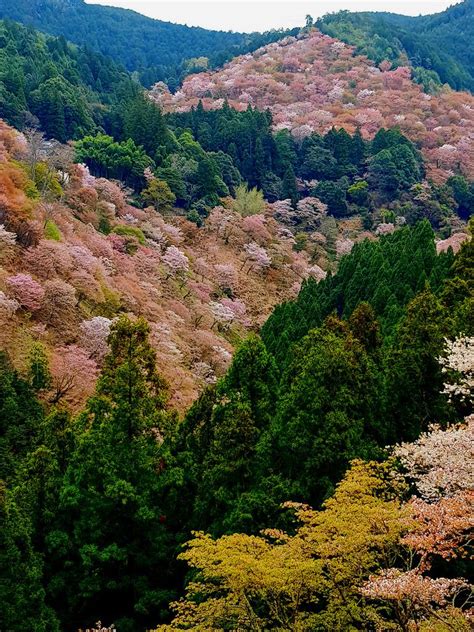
242 242 272 273
162 245 189 279
360 338 474 626
0 118 316 410
155 29 474 181
5 273 44 311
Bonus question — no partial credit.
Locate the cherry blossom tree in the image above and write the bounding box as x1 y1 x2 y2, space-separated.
439 336 474 403
296 197 328 229
361 569 470 620
436 232 469 254
0 291 19 317
210 301 235 329
306 264 327 282
336 237 355 257
221 298 249 326
375 223 396 236
187 281 213 303
79 316 113 362
162 245 189 279
241 214 271 244
5 274 45 311
393 417 474 501
49 344 98 409
272 199 294 225
242 241 271 273
214 263 237 294
39 279 77 333
207 207 241 244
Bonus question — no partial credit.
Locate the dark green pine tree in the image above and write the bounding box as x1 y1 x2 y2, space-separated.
0 481 60 632
191 335 278 535
282 165 298 207
268 317 382 506
0 353 45 482
387 287 451 442
56 317 176 632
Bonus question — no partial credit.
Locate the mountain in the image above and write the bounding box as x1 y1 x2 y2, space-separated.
0 18 135 140
316 1 474 91
154 30 474 183
0 0 297 87
0 119 316 412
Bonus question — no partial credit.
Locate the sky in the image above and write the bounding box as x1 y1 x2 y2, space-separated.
85 0 458 32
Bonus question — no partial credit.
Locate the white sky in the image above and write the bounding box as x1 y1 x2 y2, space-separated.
84 1 458 32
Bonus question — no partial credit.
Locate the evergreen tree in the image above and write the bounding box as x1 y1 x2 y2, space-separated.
187 336 278 534
56 317 176 631
269 318 382 506
387 287 450 441
282 165 298 207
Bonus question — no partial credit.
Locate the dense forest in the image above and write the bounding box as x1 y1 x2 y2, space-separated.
0 0 297 88
317 0 474 92
75 91 474 231
0 18 136 140
155 27 474 186
0 3 473 631
1 214 472 630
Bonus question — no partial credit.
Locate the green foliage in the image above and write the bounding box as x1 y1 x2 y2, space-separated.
141 178 176 213
0 0 298 88
167 104 433 223
74 133 153 189
54 317 176 630
44 219 61 241
262 221 451 363
0 18 131 138
317 5 474 92
0 353 45 482
27 342 52 392
267 317 383 503
387 287 451 441
0 482 60 632
177 336 279 535
232 183 265 216
0 228 471 630
447 175 474 220
33 163 63 199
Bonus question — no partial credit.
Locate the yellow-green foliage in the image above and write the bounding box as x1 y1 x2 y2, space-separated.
112 225 146 245
232 183 265 217
44 219 61 241
14 161 39 200
97 280 122 317
154 461 410 631
34 162 63 199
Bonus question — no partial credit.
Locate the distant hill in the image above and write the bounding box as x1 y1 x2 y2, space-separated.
0 0 297 87
0 18 135 140
316 1 474 92
154 30 474 183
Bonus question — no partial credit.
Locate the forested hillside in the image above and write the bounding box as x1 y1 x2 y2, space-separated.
317 0 474 92
0 18 134 140
0 0 297 87
0 4 473 632
0 120 322 411
155 29 474 184
0 106 472 629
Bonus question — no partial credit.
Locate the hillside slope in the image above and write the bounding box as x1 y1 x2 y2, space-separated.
317 1 474 92
154 30 474 183
0 120 322 411
0 18 133 139
0 0 296 86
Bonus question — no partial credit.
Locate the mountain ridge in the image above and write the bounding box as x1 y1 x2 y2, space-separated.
0 0 297 87
316 1 474 91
